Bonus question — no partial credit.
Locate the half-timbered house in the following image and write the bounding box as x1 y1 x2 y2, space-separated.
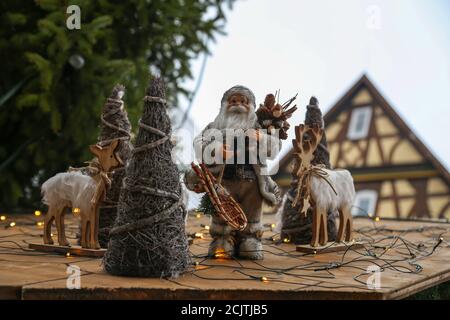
275 75 450 219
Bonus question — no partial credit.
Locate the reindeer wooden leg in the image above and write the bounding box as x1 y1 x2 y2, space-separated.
54 205 68 247
343 207 353 242
311 208 320 247
90 206 101 249
80 217 88 248
56 207 70 246
337 208 345 242
337 207 353 242
43 207 55 245
319 209 328 246
85 220 92 249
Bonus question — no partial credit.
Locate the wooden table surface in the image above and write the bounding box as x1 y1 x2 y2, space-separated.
0 212 449 300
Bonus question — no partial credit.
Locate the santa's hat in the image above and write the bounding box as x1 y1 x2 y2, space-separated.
221 85 256 108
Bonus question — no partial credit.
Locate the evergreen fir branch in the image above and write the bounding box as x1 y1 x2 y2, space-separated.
0 0 236 210
198 193 217 216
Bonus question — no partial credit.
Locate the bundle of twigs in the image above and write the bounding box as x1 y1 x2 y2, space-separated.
191 163 247 231
256 91 298 140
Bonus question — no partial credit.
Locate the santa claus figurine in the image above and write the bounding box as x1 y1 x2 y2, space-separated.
189 85 281 260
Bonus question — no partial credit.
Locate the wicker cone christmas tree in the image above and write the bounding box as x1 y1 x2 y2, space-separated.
97 84 133 247
280 97 337 244
104 76 190 277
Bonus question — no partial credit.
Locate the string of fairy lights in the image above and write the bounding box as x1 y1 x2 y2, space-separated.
0 209 82 258
185 211 449 289
1 207 82 230
0 209 448 292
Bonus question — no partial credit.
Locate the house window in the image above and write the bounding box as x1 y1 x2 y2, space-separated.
347 106 373 140
352 190 378 216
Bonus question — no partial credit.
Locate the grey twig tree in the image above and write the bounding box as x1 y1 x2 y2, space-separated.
97 84 133 247
104 76 190 277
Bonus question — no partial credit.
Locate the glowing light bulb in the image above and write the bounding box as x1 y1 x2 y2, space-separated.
374 216 380 222
194 232 204 239
313 250 317 254
204 225 210 230
36 221 44 227
0 215 6 221
196 213 201 219
283 238 290 243
34 210 42 217
214 248 228 259
72 207 81 215
260 276 268 282
66 252 71 257
9 222 16 227
271 223 276 229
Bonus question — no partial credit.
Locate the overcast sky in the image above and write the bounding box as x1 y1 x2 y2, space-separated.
177 0 450 172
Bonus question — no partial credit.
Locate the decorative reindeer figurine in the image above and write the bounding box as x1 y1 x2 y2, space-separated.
291 124 355 247
41 139 123 249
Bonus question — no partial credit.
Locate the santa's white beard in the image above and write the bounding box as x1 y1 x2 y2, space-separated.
213 103 257 130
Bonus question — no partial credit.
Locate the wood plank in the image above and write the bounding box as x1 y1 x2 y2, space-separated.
0 214 448 300
28 243 106 258
386 269 450 300
0 285 21 300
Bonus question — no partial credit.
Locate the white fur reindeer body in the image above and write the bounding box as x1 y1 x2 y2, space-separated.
42 140 123 249
42 172 97 219
310 169 355 216
292 125 355 247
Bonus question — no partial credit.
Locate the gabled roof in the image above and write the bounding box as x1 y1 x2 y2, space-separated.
278 74 450 185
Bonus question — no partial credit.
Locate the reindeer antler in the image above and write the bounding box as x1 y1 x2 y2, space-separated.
292 124 323 176
291 124 325 216
88 139 123 204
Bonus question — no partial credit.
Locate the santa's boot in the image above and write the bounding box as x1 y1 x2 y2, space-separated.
208 217 235 258
237 221 264 260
